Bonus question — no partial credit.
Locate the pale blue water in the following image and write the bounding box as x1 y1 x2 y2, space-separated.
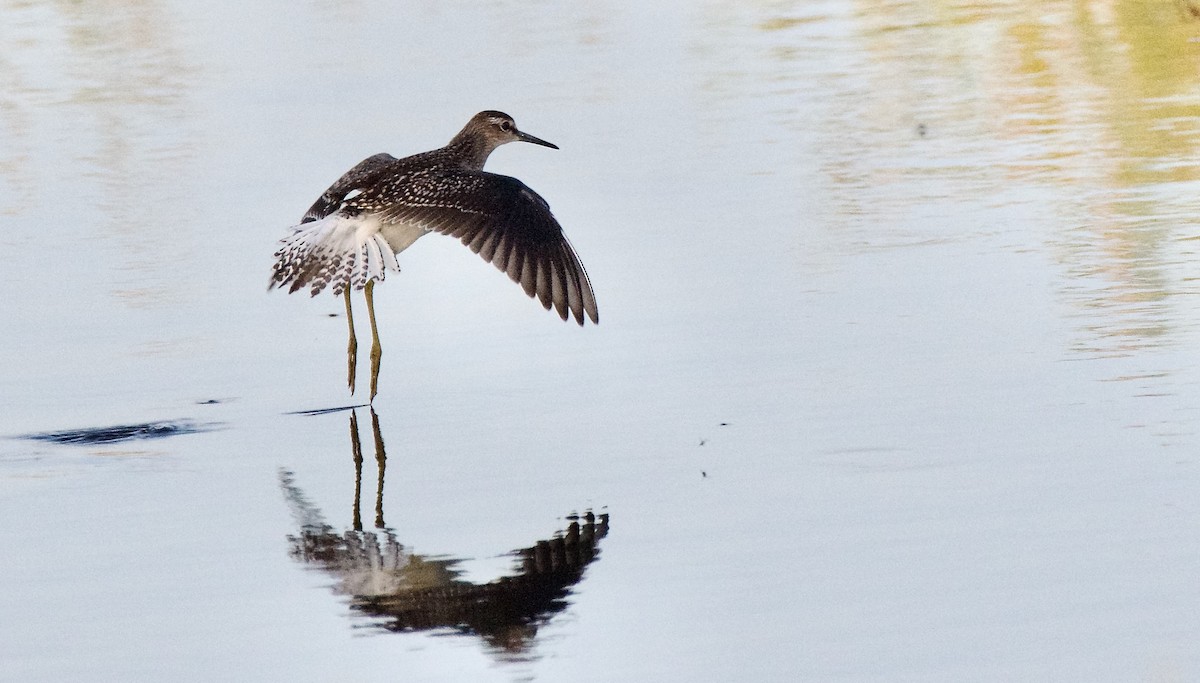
3 1 1200 681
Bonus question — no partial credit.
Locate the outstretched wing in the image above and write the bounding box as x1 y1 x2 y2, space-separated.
301 153 398 223
366 169 599 325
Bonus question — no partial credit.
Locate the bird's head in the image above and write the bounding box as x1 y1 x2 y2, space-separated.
475 111 558 150
451 111 558 166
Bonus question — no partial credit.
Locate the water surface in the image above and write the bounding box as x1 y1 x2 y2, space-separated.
3 1 1200 681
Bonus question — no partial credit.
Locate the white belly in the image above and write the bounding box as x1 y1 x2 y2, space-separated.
379 220 429 255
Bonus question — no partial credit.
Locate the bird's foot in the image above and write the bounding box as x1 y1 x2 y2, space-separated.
368 342 381 403
347 338 358 395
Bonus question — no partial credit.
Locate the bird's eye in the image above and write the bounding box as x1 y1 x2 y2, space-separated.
499 120 513 132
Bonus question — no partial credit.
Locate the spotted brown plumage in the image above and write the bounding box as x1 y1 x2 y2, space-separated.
270 111 598 326
269 111 598 401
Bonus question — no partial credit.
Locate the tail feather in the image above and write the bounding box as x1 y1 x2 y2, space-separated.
269 215 396 296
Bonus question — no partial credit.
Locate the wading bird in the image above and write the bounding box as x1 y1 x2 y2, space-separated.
270 111 598 401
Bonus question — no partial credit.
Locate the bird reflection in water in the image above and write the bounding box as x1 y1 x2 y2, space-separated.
278 407 609 658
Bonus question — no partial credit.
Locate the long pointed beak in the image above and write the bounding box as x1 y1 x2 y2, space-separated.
516 130 558 150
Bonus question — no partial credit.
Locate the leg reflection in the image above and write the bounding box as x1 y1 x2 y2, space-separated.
350 409 364 532
370 408 387 529
349 407 389 531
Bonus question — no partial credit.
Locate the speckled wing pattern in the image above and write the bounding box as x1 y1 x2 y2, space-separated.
301 153 398 223
369 168 599 325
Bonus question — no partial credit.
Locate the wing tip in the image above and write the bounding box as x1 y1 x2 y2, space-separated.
572 301 599 326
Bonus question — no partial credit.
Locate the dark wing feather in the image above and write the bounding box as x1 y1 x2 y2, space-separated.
371 169 599 325
301 153 398 223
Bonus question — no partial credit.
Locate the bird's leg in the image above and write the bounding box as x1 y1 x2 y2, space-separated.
344 288 358 395
365 279 382 402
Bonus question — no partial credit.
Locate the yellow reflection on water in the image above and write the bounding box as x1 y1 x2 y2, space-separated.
991 0 1200 185
974 0 1200 355
697 0 1200 356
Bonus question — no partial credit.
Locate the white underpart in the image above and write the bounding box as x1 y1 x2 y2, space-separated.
274 214 429 295
379 221 429 255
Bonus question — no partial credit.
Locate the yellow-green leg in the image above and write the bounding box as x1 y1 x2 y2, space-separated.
344 288 358 395
365 279 382 402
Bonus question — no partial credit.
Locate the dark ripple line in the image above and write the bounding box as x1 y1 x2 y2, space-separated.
21 419 220 446
286 404 368 416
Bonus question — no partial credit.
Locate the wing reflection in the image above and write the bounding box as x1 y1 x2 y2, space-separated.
278 408 609 658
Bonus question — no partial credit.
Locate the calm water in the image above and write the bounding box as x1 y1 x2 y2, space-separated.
3 1 1200 681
